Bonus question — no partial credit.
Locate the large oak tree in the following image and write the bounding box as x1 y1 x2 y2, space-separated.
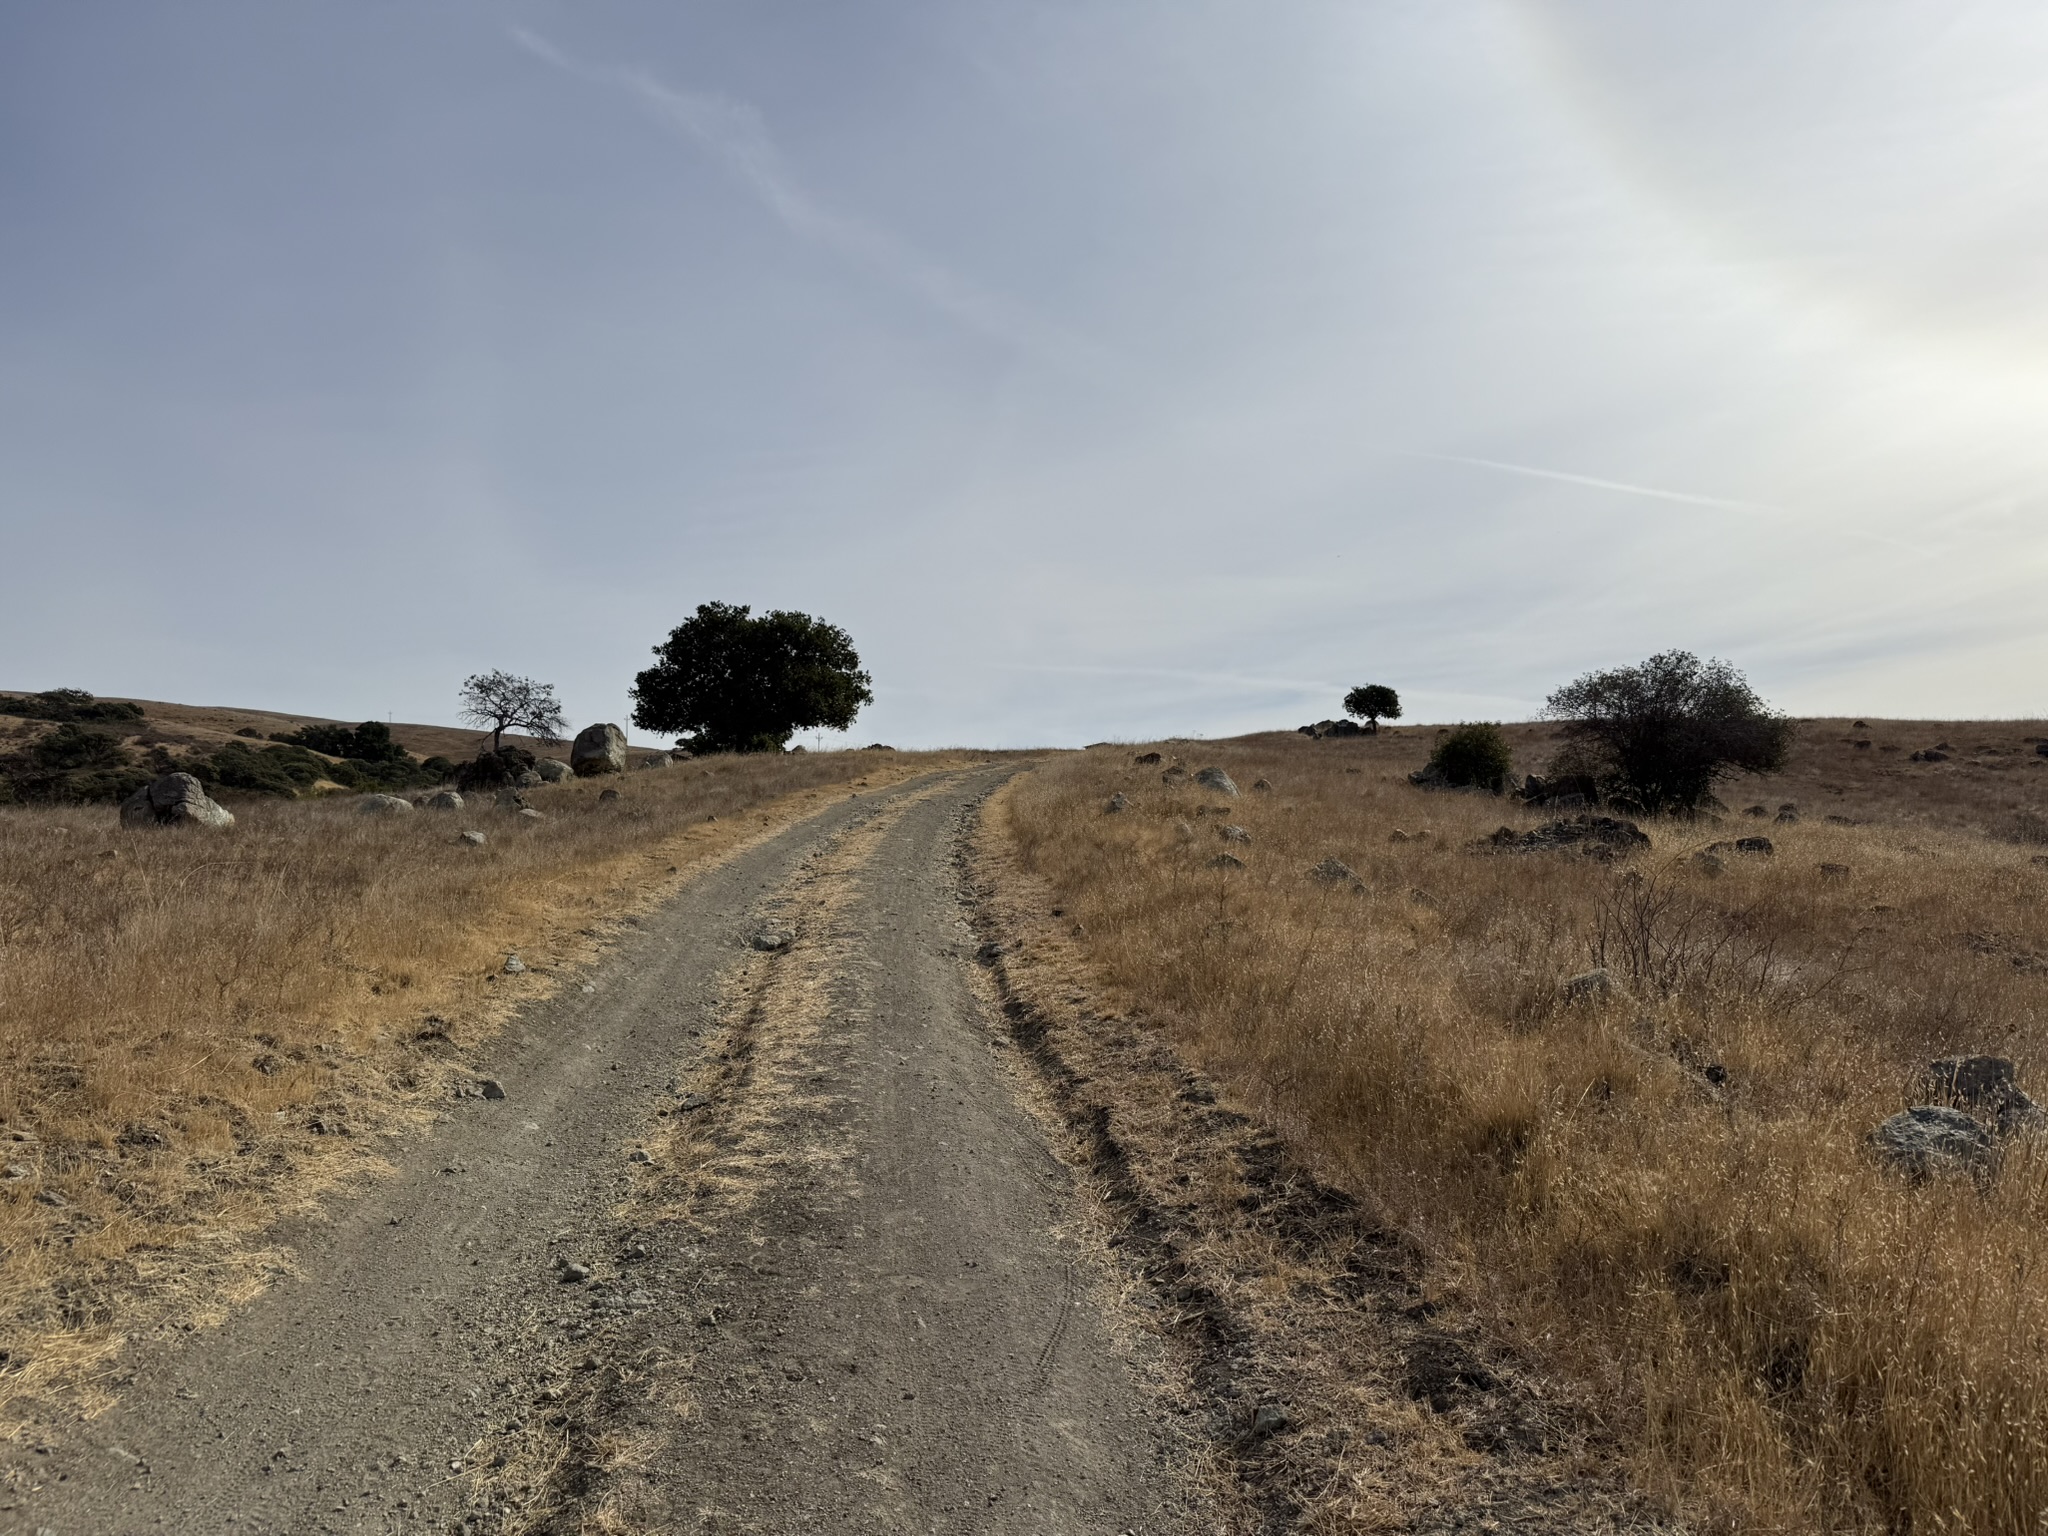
631 603 873 754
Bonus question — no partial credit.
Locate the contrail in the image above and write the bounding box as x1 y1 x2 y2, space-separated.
1381 447 1927 553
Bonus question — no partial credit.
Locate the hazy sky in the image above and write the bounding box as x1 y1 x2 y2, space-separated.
7 2 2048 747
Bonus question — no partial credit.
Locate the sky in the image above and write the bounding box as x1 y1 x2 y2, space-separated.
6 1 2048 748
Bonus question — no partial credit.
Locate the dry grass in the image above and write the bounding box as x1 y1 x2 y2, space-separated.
1000 733 2048 1532
0 748 961 1427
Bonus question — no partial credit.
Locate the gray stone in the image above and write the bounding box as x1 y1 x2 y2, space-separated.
1207 853 1245 870
517 807 545 820
1775 810 1800 824
495 789 527 810
1250 1403 1290 1439
1308 857 1356 883
639 753 672 770
1818 862 1850 879
424 789 464 810
554 1259 591 1284
1194 766 1239 797
515 769 542 787
1133 751 1162 765
535 758 572 783
1252 778 1273 792
1105 793 1132 813
753 931 792 953
1924 1055 2047 1135
570 722 628 777
478 1079 506 1101
599 788 621 802
1692 851 1725 877
1219 824 1251 844
1562 968 1617 1004
357 794 413 816
119 772 235 830
459 830 487 846
1870 1106 1994 1177
503 955 526 974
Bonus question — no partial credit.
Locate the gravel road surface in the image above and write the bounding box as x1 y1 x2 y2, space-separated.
14 766 1195 1535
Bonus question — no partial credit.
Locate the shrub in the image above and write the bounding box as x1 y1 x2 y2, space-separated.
1428 723 1514 790
0 723 149 803
0 689 145 725
453 747 536 793
1543 651 1792 813
270 720 409 764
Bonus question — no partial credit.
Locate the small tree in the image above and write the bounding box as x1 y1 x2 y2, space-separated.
1343 684 1402 733
1542 651 1792 813
1427 723 1514 789
458 671 567 755
631 603 872 754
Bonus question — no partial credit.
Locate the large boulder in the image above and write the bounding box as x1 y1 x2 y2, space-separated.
1870 1106 1995 1178
1193 766 1239 797
534 758 572 783
571 723 627 777
119 772 234 830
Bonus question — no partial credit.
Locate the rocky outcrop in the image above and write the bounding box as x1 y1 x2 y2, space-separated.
571 723 627 777
1480 816 1649 859
1297 719 1363 739
119 773 235 830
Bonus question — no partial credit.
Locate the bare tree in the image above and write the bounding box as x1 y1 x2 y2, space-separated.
458 671 567 754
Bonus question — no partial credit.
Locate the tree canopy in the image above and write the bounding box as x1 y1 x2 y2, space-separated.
1542 650 1792 812
458 671 567 755
1343 684 1402 731
630 602 873 754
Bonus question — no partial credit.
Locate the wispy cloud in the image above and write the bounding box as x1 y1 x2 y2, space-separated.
510 27 1085 365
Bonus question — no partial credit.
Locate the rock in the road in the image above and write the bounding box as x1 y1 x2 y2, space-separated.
571 723 628 776
753 931 792 952
119 772 235 830
358 794 413 816
1194 766 1239 797
554 1258 591 1284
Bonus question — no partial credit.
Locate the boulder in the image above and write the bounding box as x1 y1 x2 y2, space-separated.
598 788 621 802
515 768 542 787
495 789 527 810
1924 1055 2047 1135
1562 968 1617 1004
1309 856 1357 884
1194 766 1239 797
1409 762 1449 789
1483 815 1649 859
1207 853 1245 870
358 794 413 816
535 758 572 783
638 753 672 770
1775 810 1800 824
423 789 465 810
1870 1106 1995 1178
1134 751 1162 766
862 743 896 752
119 773 235 830
570 723 628 777
459 830 486 846
1219 824 1252 844
1161 766 1188 785
1105 793 1132 813
1705 836 1773 857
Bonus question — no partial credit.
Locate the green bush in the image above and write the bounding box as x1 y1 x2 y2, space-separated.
0 689 145 724
1428 723 1514 790
0 723 150 803
270 719 409 764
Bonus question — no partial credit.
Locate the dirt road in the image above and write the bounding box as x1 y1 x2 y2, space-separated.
12 767 1199 1535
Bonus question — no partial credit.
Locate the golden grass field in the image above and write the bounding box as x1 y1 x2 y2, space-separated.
1000 721 2048 1533
0 746 961 1428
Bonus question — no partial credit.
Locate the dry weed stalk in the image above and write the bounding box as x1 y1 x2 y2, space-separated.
0 751 951 1424
1001 741 2048 1532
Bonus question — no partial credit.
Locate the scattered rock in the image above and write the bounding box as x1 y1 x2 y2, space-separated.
495 789 527 810
1925 1055 2047 1135
535 758 572 782
517 807 545 820
1174 820 1196 841
1219 824 1251 844
570 723 628 777
627 1148 652 1164
1743 805 1769 818
119 772 235 830
1161 766 1188 785
1133 751 1162 765
638 753 672 770
1705 837 1775 857
424 789 464 810
554 1259 592 1284
1249 1403 1290 1439
358 794 413 816
1308 857 1357 884
34 1189 67 1208
1252 778 1273 792
1207 853 1245 870
1870 1106 1994 1178
1298 719 1364 739
515 769 542 787
1911 749 1950 763
1778 803 1798 814
1194 766 1239 797
477 1079 506 1101
503 955 526 974
862 743 895 752
1388 829 1413 844
1408 762 1449 789
1562 968 1618 1005
1105 793 1132 813
1818 862 1850 880
1775 810 1801 824
752 931 792 953
676 1092 711 1112
1483 816 1650 859
459 830 486 846
599 788 621 802
1692 851 1725 877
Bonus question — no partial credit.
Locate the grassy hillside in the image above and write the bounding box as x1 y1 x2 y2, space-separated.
999 723 2048 1531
